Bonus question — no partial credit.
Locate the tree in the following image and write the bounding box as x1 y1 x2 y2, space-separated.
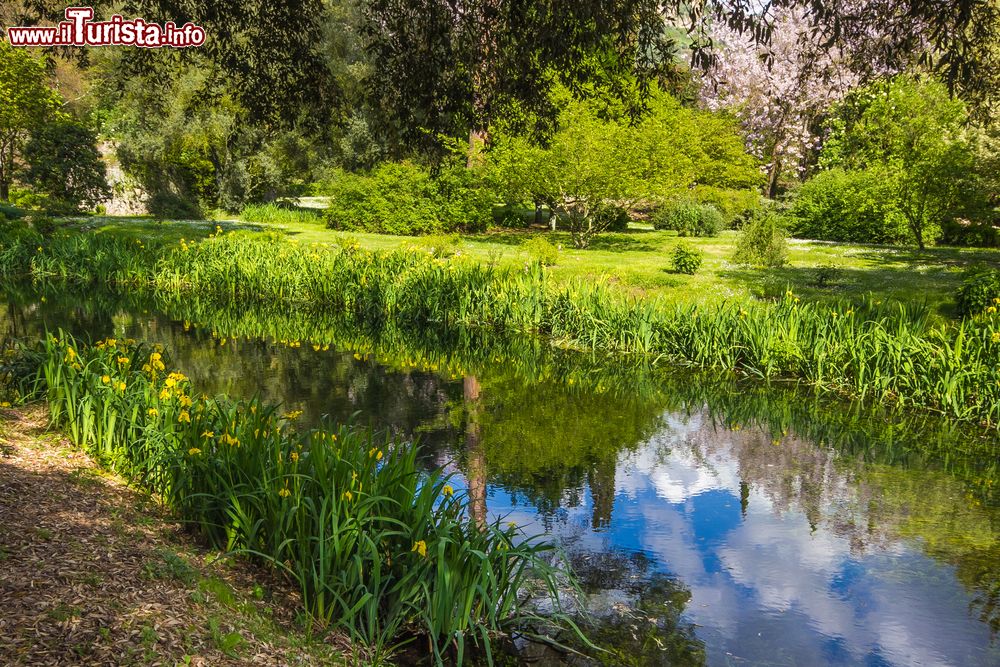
487 91 759 248
701 7 860 197
820 75 988 249
0 42 61 202
21 118 111 212
361 0 1000 157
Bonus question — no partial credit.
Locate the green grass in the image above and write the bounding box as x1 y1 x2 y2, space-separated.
70 215 1000 319
5 222 1000 425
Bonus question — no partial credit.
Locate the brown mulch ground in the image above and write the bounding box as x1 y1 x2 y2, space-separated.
0 405 350 666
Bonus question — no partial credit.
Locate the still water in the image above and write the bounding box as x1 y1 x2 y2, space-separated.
2 284 999 666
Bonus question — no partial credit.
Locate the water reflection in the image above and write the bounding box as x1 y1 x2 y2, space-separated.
2 283 998 666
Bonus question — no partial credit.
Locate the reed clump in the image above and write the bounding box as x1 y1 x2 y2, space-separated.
3 229 998 425
34 332 575 664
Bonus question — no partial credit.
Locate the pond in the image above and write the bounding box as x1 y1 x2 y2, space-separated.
2 283 999 666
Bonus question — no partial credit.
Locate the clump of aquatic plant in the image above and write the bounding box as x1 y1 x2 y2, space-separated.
36 332 580 664
3 230 1000 425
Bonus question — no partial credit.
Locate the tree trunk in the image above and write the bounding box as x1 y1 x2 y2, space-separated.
0 178 8 203
766 158 782 199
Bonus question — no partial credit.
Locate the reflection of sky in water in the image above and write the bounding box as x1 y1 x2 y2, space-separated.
4 290 998 666
473 416 999 667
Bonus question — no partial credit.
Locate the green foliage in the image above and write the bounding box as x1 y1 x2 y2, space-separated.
686 185 762 225
652 200 725 237
5 231 1000 425
788 167 910 244
487 90 761 248
0 43 62 201
733 209 788 268
671 242 703 274
593 204 631 232
0 202 27 220
239 203 323 226
36 332 578 663
956 270 1000 318
148 191 203 221
821 76 990 249
522 237 560 266
21 119 111 213
410 234 463 258
108 59 324 214
323 162 492 235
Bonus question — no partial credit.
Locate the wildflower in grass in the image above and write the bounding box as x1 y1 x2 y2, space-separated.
188 447 201 456
290 452 299 462
442 484 454 497
179 395 192 408
507 521 518 530
368 447 383 460
0 402 10 408
278 486 291 498
992 332 1000 343
342 490 354 502
411 540 427 558
178 410 191 423
65 347 76 362
116 381 126 392
117 356 129 365
101 375 110 384
147 408 158 416
201 430 214 439
37 246 42 252
283 410 303 420
165 377 177 388
159 388 171 400
989 306 998 315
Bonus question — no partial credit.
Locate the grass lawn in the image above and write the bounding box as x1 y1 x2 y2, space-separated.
74 214 1000 320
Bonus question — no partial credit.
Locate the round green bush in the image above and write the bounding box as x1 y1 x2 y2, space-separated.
671 242 703 275
652 200 724 237
593 203 630 232
956 269 1000 317
733 209 788 268
523 236 560 266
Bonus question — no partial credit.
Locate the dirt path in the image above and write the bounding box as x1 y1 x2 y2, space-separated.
0 405 348 666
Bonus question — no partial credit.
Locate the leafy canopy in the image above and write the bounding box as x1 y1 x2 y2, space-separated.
487 89 760 248
0 42 62 201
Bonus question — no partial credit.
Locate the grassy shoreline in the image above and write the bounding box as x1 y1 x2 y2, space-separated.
0 404 350 666
70 214 1000 316
2 225 1000 426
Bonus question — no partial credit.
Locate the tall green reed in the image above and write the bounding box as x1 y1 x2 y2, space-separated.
35 332 579 664
4 229 999 426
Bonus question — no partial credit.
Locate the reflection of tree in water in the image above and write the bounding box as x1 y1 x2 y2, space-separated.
673 414 1000 637
5 282 999 639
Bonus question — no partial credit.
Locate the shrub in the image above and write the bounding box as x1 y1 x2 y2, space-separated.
523 236 559 266
27 215 59 237
671 242 703 274
147 191 202 220
593 203 630 232
652 200 725 237
0 201 27 219
733 209 788 268
956 269 1000 318
240 202 322 226
788 168 909 244
324 162 493 235
687 186 761 225
938 219 1000 248
411 233 462 258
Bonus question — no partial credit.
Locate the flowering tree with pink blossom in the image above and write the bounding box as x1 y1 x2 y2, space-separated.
700 8 862 197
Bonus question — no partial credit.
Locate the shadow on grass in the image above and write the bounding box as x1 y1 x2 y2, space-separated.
718 264 960 318
466 228 662 252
